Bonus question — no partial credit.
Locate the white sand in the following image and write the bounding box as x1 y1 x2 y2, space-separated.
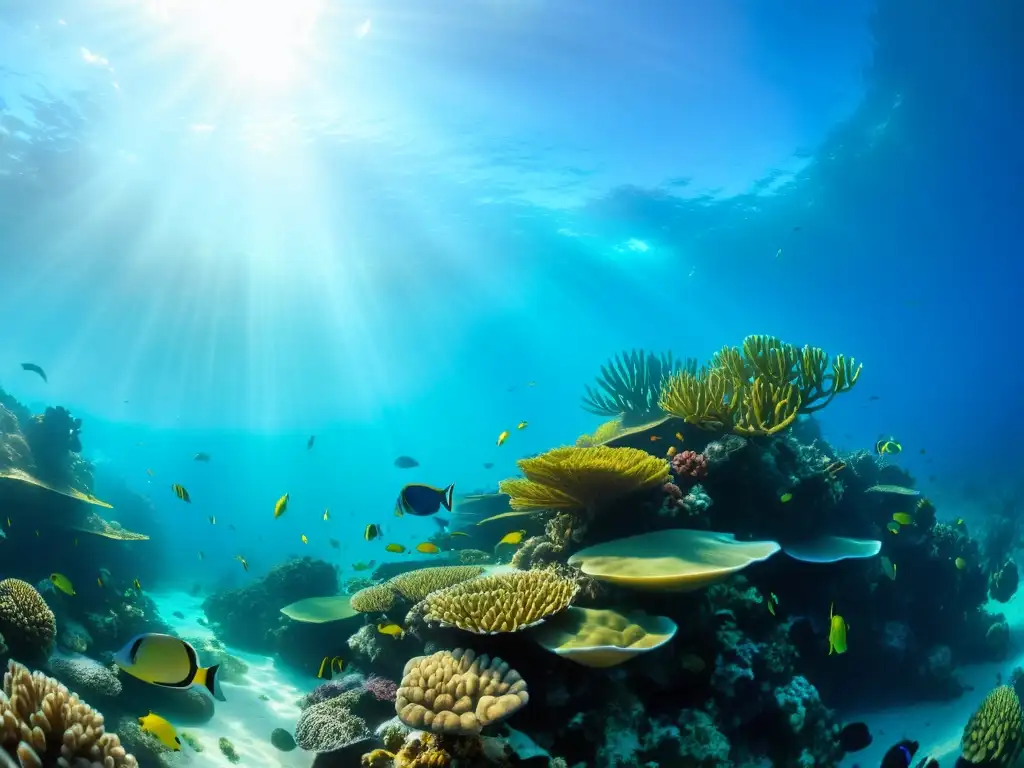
840 590 1024 766
147 591 316 767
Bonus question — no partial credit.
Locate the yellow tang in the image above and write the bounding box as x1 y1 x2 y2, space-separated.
323 509 329 522
780 493 793 503
385 543 406 554
955 557 966 570
828 602 848 655
880 556 897 581
138 712 181 751
496 430 510 446
301 534 308 544
274 493 290 519
892 512 913 525
415 542 440 554
365 524 381 541
114 633 225 701
49 573 75 596
377 623 404 639
317 656 344 680
886 521 900 535
498 530 526 546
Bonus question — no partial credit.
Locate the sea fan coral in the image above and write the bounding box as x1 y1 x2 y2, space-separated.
581 350 692 426
0 578 56 659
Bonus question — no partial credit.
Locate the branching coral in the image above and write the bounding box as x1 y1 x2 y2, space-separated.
418 569 579 634
0 579 56 660
581 350 693 426
499 446 670 512
659 335 860 435
0 660 137 767
396 648 528 735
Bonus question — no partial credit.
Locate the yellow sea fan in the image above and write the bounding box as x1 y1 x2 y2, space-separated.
499 446 670 512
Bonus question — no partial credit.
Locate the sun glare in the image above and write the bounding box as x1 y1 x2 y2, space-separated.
151 0 323 86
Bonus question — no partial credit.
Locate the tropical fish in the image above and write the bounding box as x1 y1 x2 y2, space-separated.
766 592 779 616
828 602 848 655
138 712 181 751
385 543 406 554
364 524 381 541
497 530 526 546
892 513 913 525
377 623 404 639
307 435 315 450
274 493 289 519
837 721 872 752
675 432 684 441
352 560 375 571
880 739 920 768
20 362 47 382
208 516 216 525
826 461 846 475
881 556 897 581
780 493 793 503
394 455 420 469
133 578 142 591
650 435 661 442
114 633 225 701
955 557 966 570
415 542 440 554
329 538 341 549
517 421 528 430
49 573 75 596
875 438 903 455
323 509 329 521
235 555 249 571
171 484 191 503
483 462 494 469
886 521 901 534
956 518 965 526
666 446 677 458
301 534 308 544
97 577 104 588
316 656 344 680
193 452 210 462
394 483 455 517
496 431 510 447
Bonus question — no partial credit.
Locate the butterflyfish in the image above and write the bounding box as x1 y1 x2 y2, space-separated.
517 421 528 430
394 483 455 518
892 512 913 525
235 555 249 571
881 556 897 580
955 557 966 570
496 431 510 447
956 518 965 526
323 509 329 521
20 362 47 382
766 592 779 616
114 633 225 701
377 623 404 638
317 656 344 680
364 524 381 541
301 534 308 544
49 573 75 596
780 493 793 503
875 438 903 455
666 446 678 458
193 452 210 462
385 543 406 554
497 530 525 546
171 484 191 503
828 603 848 655
274 493 289 519
415 542 440 554
138 712 181 751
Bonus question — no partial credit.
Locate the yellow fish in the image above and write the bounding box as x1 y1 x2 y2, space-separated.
955 557 966 570
517 421 528 430
881 556 896 581
274 493 289 519
767 592 779 616
138 712 181 751
235 555 249 571
352 561 375 571
497 530 526 546
115 634 224 701
208 516 216 525
892 512 913 525
377 623 405 639
133 578 142 591
323 509 329 522
666 446 678 458
886 521 901 534
97 577 103 588
415 542 440 554
301 534 308 544
317 656 344 680
780 493 793 503
171 484 191 503
956 518 965 526
385 543 406 554
675 432 684 441
49 573 75 596
365 524 381 541
828 602 848 655
496 430 510 447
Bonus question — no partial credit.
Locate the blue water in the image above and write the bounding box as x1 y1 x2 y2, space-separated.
1 0 1022 766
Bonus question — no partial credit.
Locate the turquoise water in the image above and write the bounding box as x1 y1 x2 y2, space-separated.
1 1 1021 767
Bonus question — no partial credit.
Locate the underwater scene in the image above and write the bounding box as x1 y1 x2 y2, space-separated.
0 0 1022 767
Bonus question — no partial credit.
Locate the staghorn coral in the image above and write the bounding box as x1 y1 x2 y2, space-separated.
418 569 578 634
396 648 528 735
295 694 371 752
581 350 692 426
0 579 56 660
499 446 670 512
387 567 486 602
959 685 1023 767
0 660 137 767
351 584 399 614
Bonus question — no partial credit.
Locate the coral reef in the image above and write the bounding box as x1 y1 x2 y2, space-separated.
958 685 1023 767
296 694 371 752
0 578 56 662
45 652 123 700
581 350 693 426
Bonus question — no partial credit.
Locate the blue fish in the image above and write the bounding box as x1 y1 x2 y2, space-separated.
394 483 454 517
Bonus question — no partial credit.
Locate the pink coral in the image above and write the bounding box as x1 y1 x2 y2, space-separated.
671 450 708 481
663 482 683 500
364 674 397 702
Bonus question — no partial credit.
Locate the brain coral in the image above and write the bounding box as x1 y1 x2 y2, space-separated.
960 685 1024 767
351 584 398 614
294 695 371 752
387 566 485 602
0 579 56 657
396 648 528 735
0 659 137 767
419 569 578 634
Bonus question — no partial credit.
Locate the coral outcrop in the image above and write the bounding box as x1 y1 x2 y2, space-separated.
0 579 56 661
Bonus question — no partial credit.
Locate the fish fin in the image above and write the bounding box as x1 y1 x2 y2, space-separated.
196 664 225 701
441 483 455 512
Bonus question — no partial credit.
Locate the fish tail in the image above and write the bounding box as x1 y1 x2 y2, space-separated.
441 483 455 512
195 664 225 701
